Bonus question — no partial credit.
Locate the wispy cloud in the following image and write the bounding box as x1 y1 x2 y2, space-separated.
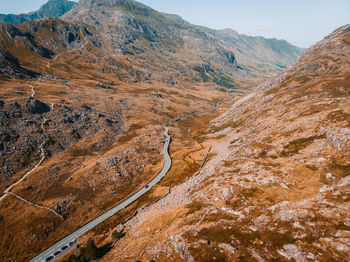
14 10 32 14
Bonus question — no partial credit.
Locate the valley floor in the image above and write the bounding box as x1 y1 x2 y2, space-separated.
0 75 234 261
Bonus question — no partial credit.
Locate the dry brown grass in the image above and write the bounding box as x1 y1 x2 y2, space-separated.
0 72 229 261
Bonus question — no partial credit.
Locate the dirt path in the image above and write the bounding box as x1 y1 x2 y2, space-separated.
0 141 46 201
7 192 64 220
28 83 35 97
0 86 54 204
47 42 88 70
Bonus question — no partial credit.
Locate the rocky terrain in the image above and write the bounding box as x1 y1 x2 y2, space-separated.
0 0 312 261
93 25 350 261
0 0 303 87
62 0 303 87
0 92 123 184
0 0 76 25
0 51 39 78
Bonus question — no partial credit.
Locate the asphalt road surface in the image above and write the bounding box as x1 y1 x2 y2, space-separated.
29 124 171 262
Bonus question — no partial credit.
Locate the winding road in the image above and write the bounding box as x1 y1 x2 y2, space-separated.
29 95 234 262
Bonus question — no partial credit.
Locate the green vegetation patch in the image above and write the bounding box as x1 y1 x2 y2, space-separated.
202 212 234 223
213 134 227 140
326 110 350 126
65 238 116 262
199 71 209 82
329 157 350 177
195 223 296 249
188 244 230 262
264 87 279 96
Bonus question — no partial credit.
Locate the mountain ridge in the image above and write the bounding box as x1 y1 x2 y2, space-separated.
61 0 303 87
0 0 303 88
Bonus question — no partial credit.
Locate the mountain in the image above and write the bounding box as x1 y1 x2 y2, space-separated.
0 0 303 88
98 25 350 261
61 0 303 87
0 0 76 25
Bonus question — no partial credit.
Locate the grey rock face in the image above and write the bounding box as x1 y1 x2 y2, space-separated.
0 0 76 25
0 97 124 184
25 97 51 114
62 0 304 87
0 51 39 79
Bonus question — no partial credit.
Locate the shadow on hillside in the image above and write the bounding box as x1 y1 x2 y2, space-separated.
64 238 116 262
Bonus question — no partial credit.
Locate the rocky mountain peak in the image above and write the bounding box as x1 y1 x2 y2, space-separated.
76 0 147 8
68 0 155 17
326 24 350 40
0 0 76 24
37 0 76 17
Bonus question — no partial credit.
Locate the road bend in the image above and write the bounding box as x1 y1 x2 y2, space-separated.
29 95 234 262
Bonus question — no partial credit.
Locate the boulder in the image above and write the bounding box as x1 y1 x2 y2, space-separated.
25 97 50 114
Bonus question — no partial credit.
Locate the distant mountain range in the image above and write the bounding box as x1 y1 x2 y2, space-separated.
0 0 303 88
61 0 303 86
0 0 76 25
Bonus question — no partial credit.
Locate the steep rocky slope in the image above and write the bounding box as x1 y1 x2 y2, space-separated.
0 18 100 80
0 0 76 25
0 51 39 78
0 1 306 261
98 25 350 261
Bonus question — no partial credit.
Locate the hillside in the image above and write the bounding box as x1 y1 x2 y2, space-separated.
0 0 303 88
0 0 76 25
0 1 307 261
62 0 303 87
96 25 350 261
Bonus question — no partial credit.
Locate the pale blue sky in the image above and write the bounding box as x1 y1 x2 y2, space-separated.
1 0 349 47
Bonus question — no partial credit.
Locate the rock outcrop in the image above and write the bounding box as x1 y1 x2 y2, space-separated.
0 51 39 79
25 97 51 114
